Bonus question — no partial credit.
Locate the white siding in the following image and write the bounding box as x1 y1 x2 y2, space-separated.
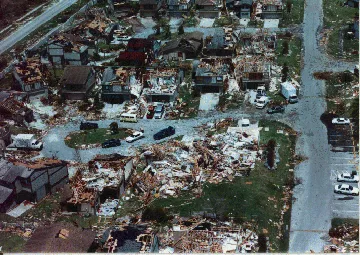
35 185 46 201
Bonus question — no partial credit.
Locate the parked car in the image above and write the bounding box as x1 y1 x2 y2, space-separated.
332 118 350 125
267 105 285 114
80 122 98 130
337 172 359 183
255 96 270 109
154 103 165 119
334 184 359 195
102 139 121 148
126 131 145 143
255 90 266 102
153 126 175 140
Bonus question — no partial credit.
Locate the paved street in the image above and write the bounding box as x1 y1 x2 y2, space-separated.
0 0 77 54
289 0 358 252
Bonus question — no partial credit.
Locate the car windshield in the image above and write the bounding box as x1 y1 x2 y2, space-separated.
349 186 353 190
131 134 138 137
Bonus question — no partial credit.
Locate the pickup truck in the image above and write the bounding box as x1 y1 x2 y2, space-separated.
7 134 43 151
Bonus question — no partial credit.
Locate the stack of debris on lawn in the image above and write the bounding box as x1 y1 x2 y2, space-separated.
129 119 261 204
158 216 259 253
324 222 359 253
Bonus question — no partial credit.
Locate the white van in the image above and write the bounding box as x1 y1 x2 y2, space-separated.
120 113 137 123
255 96 269 109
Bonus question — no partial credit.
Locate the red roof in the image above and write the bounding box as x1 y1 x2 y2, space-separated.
127 38 153 51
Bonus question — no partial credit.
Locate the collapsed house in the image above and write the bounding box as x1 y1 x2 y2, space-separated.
111 0 138 18
161 31 204 61
202 29 235 57
254 0 283 19
159 217 259 253
0 91 34 125
0 158 69 213
47 33 92 66
101 225 159 253
194 58 232 93
195 0 221 18
24 222 96 253
235 57 271 90
101 67 142 103
12 58 48 96
63 154 134 215
237 31 277 55
142 68 184 102
130 119 260 204
85 16 118 44
60 66 96 100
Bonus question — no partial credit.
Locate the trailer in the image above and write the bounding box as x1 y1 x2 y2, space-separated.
281 82 298 103
7 134 43 151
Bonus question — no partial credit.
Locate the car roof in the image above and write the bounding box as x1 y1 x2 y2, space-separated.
340 184 350 188
133 131 141 135
343 173 351 177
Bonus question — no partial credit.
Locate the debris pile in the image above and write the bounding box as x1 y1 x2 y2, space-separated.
325 222 359 253
129 120 261 204
158 216 259 253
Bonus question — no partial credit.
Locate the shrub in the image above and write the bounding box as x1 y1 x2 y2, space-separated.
142 207 170 223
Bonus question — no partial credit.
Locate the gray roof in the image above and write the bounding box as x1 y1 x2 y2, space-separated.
0 185 13 204
61 66 93 85
205 31 226 49
0 159 31 184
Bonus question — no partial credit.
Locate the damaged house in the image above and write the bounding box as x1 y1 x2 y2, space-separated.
85 16 118 44
195 0 221 18
12 58 48 96
202 29 235 57
139 0 164 17
234 0 254 18
142 68 184 102
194 58 231 93
60 66 96 100
237 60 271 90
47 33 90 66
0 91 34 125
255 0 283 19
101 67 142 103
117 38 160 66
62 154 134 215
161 31 204 60
167 0 192 17
237 31 276 55
0 158 68 213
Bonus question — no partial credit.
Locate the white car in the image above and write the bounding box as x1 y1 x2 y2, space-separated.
332 118 350 125
126 131 144 143
337 173 359 183
334 184 359 195
255 96 269 109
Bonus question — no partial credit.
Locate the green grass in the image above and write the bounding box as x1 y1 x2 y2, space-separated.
65 128 129 148
149 120 297 252
331 218 359 228
0 232 27 253
217 92 244 111
56 214 98 228
175 80 200 119
280 0 304 27
320 71 358 115
247 20 264 28
213 16 236 27
276 36 302 77
323 0 358 59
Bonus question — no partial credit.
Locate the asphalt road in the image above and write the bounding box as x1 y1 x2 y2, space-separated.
0 0 77 55
288 0 358 252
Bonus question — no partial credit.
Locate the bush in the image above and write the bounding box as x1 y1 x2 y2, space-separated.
282 41 289 55
258 233 267 252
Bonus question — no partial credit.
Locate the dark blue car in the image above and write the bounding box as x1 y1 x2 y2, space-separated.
102 139 121 148
153 126 175 140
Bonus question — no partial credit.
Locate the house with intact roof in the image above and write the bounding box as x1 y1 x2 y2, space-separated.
195 0 221 18
167 0 193 17
60 66 96 100
139 0 164 17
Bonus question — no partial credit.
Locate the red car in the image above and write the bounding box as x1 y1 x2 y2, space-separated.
147 105 155 119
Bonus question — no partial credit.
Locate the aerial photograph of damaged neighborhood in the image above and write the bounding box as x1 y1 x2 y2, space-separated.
0 0 359 253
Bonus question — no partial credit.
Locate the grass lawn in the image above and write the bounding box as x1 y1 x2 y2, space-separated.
331 218 359 228
279 0 304 27
175 79 200 119
0 232 27 253
65 128 129 148
276 36 302 78
323 0 358 59
247 20 264 28
150 120 297 252
213 16 238 27
315 71 358 116
217 92 244 111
